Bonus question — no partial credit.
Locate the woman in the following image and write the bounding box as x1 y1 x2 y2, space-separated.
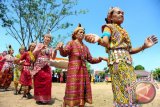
32 34 58 104
0 45 15 91
18 43 36 99
58 24 105 107
0 51 7 90
13 46 25 95
85 7 158 106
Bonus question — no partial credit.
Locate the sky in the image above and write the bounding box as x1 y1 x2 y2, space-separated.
0 0 160 71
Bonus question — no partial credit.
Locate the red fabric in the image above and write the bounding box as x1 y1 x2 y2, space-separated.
19 52 32 86
33 65 52 102
60 40 101 106
0 56 4 84
60 77 63 83
0 69 13 89
19 66 32 86
60 73 63 83
0 56 4 71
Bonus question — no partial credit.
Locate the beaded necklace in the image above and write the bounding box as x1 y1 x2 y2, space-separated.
113 24 131 44
113 24 128 37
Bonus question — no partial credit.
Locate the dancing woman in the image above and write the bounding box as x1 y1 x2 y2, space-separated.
85 7 158 106
0 45 15 91
58 24 105 107
32 34 58 104
13 46 25 95
18 43 36 99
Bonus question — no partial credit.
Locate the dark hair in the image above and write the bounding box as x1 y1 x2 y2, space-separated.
72 30 79 40
105 10 114 24
8 45 13 54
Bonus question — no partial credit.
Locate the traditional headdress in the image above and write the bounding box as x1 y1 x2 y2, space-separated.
72 23 85 40
73 23 84 34
8 45 13 51
7 45 14 54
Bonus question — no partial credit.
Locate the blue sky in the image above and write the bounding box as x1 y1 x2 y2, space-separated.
0 0 160 71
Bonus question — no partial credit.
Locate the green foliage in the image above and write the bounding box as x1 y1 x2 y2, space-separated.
0 0 87 47
136 74 141 79
134 65 145 70
0 1 13 27
103 67 109 74
98 72 105 79
152 68 160 81
54 68 62 73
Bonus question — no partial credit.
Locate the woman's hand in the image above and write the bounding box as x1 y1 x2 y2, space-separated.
36 43 45 50
19 60 25 65
56 42 64 50
144 35 158 49
85 34 100 43
99 57 108 62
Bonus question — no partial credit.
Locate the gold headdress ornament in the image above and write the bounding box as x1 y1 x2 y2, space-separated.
73 23 85 34
8 45 14 51
106 7 121 23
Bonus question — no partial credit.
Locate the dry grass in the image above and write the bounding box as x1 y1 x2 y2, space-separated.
0 82 160 107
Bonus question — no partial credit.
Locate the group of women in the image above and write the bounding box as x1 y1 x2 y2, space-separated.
0 7 158 107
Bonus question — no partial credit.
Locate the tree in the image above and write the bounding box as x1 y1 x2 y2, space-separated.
0 0 87 47
99 72 105 79
134 65 145 70
0 0 13 27
152 68 160 81
54 68 62 73
103 67 109 74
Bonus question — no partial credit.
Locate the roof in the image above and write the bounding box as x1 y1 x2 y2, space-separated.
134 70 151 77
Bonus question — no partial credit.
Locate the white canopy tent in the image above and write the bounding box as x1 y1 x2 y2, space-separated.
50 58 68 69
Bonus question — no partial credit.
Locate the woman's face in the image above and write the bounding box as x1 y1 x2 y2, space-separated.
44 36 51 44
2 51 7 56
20 49 25 54
10 50 14 54
29 45 36 52
111 8 124 25
76 29 85 41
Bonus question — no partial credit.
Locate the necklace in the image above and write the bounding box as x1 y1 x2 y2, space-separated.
113 24 128 37
113 24 131 47
74 41 86 66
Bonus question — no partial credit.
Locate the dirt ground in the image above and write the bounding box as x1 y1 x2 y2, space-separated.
0 82 160 107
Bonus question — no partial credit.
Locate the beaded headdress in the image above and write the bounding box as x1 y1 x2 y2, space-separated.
73 23 84 34
8 45 14 52
72 23 85 40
